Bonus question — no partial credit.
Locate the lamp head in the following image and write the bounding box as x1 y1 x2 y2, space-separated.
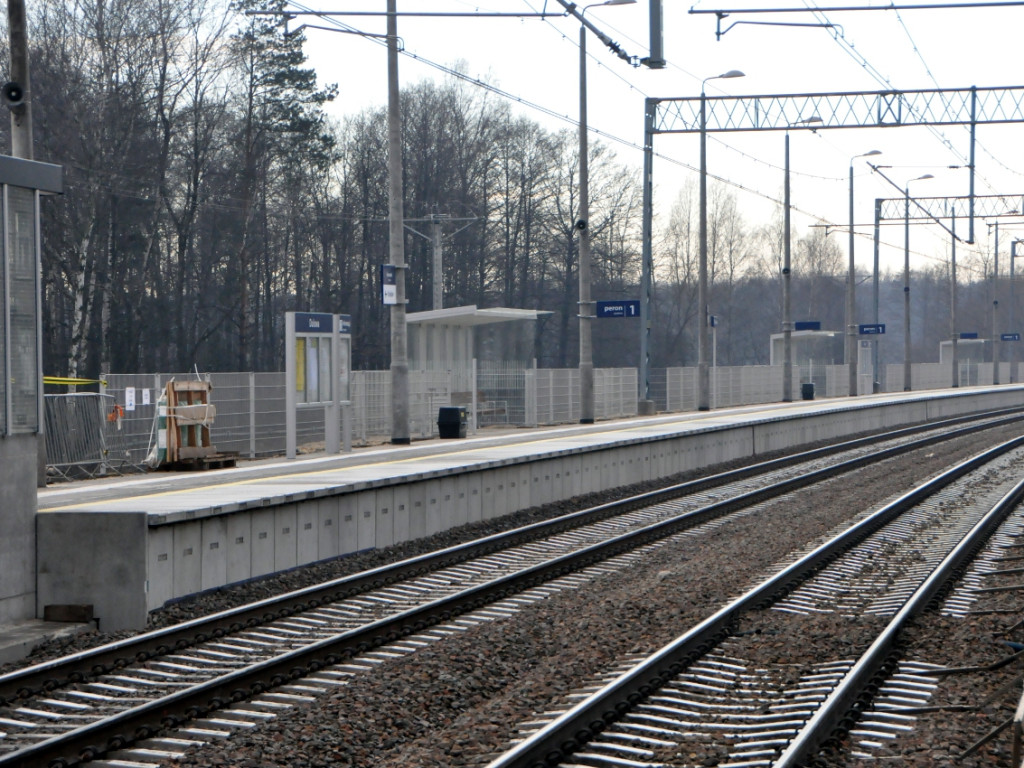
584 0 635 12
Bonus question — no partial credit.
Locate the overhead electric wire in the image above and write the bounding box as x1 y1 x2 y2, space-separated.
802 0 1021 196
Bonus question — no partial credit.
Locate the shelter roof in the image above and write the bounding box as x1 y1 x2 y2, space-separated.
406 305 552 327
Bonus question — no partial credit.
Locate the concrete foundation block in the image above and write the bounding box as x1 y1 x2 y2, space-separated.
37 511 148 632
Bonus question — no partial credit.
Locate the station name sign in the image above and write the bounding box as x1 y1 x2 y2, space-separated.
294 312 334 334
596 300 640 318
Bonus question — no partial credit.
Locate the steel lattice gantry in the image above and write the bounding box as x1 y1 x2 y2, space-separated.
638 85 1024 404
879 192 1024 223
651 86 1024 134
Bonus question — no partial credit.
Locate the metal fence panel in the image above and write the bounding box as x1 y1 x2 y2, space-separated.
44 392 135 478
595 368 638 420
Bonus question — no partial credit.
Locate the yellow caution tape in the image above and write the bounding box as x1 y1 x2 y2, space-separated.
43 376 107 386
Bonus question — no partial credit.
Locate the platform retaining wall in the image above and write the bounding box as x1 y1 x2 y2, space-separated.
37 389 1024 630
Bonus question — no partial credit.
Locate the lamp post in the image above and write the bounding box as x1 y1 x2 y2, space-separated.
872 197 882 392
1013 239 1023 384
950 202 958 388
577 0 635 424
386 0 410 444
847 149 881 397
781 115 820 402
986 220 1006 385
902 173 933 391
699 69 744 411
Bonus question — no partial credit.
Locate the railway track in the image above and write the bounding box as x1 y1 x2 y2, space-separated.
486 435 1024 768
0 410 1021 768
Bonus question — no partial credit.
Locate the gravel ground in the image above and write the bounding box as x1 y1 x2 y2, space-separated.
142 421 1024 768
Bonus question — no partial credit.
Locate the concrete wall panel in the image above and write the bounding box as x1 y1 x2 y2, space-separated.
316 498 340 562
227 513 252 585
480 469 497 520
297 504 318 566
357 491 376 552
200 516 227 592
392 485 411 544
273 505 298 572
172 521 202 603
464 473 483 524
516 464 531 512
146 525 174 611
251 509 275 578
424 479 443 536
407 481 427 540
375 487 395 548
491 471 510 518
338 495 358 555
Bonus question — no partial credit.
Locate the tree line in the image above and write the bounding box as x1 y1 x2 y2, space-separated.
7 0 1008 380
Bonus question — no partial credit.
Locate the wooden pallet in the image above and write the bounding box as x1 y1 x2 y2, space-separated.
160 452 238 472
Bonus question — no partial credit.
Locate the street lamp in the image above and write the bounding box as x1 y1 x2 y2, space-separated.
1013 239 1024 384
903 173 934 391
781 115 821 403
577 0 635 424
847 149 881 397
989 220 1001 385
699 68 744 411
950 202 959 388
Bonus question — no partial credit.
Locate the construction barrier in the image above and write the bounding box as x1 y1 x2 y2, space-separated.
44 393 136 480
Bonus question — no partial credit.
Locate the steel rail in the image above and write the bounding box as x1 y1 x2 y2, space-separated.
776 463 1024 766
4 409 1015 707
5 418 1019 767
483 434 1024 768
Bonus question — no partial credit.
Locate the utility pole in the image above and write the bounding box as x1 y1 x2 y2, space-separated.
386 0 409 445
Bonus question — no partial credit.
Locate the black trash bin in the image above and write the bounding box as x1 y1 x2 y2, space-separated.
437 406 468 439
801 382 815 401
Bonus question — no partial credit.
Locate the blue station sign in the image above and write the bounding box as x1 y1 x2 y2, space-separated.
960 332 979 339
794 321 821 331
596 300 640 318
294 312 334 334
1002 333 1021 342
858 323 886 335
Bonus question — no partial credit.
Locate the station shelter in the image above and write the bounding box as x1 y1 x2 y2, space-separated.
406 305 551 426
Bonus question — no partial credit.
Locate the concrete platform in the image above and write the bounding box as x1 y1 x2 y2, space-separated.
30 386 1024 631
0 619 93 666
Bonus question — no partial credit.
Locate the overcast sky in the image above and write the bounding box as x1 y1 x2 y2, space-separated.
295 0 1024 278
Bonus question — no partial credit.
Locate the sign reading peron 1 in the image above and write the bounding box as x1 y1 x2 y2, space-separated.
596 300 640 318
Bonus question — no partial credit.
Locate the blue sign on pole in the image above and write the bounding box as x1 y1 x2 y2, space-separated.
1002 332 1021 342
596 300 640 318
960 332 979 339
858 323 885 335
338 314 352 334
294 312 334 334
794 321 821 331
